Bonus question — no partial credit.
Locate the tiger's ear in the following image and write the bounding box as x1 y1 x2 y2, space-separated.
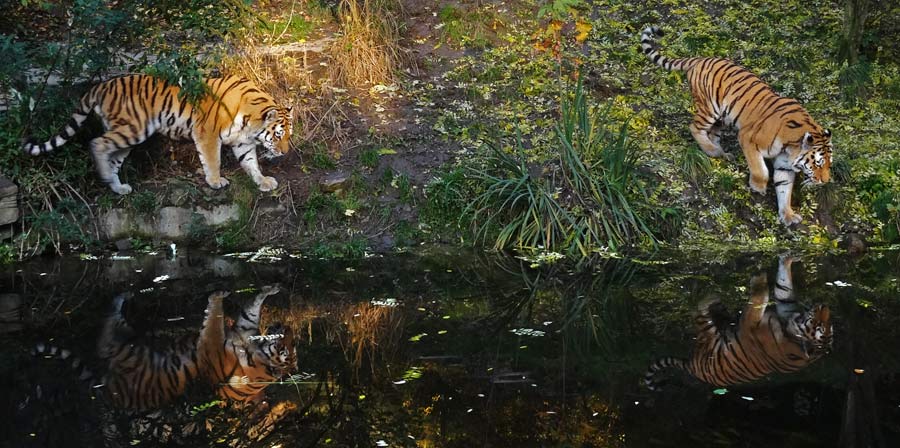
263 109 278 124
822 128 831 138
801 132 814 150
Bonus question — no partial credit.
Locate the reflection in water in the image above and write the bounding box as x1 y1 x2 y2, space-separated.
645 256 834 389
4 249 899 447
28 286 296 445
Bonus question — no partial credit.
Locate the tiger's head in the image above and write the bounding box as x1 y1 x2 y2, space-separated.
259 323 297 378
794 304 833 357
258 106 293 159
793 129 833 185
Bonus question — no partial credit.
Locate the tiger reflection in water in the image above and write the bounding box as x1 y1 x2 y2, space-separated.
645 256 833 389
30 286 297 445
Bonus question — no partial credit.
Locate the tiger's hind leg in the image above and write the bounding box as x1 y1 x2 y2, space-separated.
90 126 150 195
689 116 733 161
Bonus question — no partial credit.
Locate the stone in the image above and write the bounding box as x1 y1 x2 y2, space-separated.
114 239 133 252
320 172 350 193
0 177 18 226
843 233 867 256
100 204 242 241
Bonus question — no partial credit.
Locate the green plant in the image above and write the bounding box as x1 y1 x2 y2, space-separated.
359 149 380 169
128 191 158 215
437 5 495 50
423 167 469 229
679 145 712 185
466 78 657 257
312 147 337 169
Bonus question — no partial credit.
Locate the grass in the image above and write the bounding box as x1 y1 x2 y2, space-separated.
328 0 404 87
465 78 658 258
437 4 498 50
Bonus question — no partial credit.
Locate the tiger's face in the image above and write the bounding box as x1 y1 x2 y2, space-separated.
260 324 297 378
793 129 833 185
258 106 293 159
796 304 833 356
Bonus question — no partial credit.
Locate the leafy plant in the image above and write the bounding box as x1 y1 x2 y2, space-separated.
466 78 657 258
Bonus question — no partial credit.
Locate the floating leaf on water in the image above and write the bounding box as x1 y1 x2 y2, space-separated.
741 396 754 401
392 380 407 385
79 253 99 261
510 328 546 337
467 408 473 413
358 394 366 401
417 307 426 312
854 368 865 374
856 299 875 309
437 330 448 335
375 441 388 447
519 345 528 349
153 275 170 283
442 315 451 319
713 388 728 395
408 333 427 342
371 298 399 307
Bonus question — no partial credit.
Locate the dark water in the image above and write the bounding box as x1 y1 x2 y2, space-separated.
1 247 899 447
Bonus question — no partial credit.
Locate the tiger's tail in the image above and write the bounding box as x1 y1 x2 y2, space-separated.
21 91 95 156
643 356 688 391
640 26 699 72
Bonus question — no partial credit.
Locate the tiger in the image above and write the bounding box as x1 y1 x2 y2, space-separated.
640 26 833 226
22 74 293 195
644 256 833 390
31 285 296 410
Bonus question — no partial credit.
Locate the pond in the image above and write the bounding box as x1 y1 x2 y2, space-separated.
1 247 898 447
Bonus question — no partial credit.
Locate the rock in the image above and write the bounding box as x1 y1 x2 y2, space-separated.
320 172 350 193
99 204 242 241
843 233 867 256
114 239 133 252
0 293 23 334
0 177 18 226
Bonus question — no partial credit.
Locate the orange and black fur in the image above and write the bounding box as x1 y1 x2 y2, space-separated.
32 286 296 410
640 26 833 225
23 74 293 194
644 256 833 389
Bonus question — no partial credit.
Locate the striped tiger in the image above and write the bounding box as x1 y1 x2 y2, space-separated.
640 26 833 225
644 256 833 390
22 74 293 195
199 286 297 403
32 285 296 410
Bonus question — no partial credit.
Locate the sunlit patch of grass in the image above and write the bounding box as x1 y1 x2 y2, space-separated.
437 4 499 50
328 0 405 87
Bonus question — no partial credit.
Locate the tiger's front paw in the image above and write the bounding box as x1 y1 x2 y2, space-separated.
258 176 278 192
722 152 735 162
779 211 802 226
206 177 230 190
208 291 231 301
111 183 132 195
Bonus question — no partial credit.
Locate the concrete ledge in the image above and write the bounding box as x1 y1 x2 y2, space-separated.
100 204 241 240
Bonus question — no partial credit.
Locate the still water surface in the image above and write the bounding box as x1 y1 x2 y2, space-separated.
1 248 898 447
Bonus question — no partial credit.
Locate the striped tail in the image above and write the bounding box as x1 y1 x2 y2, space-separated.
640 26 696 71
31 342 98 386
21 99 92 156
643 356 687 391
